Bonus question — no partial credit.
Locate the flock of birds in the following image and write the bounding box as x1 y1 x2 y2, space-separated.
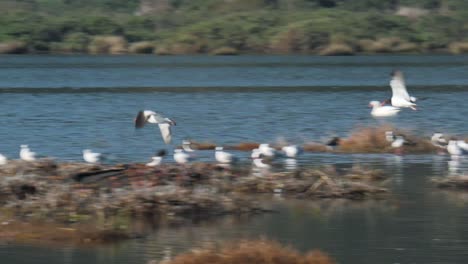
0 69 466 169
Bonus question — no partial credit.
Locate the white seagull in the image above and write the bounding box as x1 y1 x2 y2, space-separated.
135 110 176 144
0 154 7 165
253 156 271 169
431 133 448 148
83 149 101 164
369 101 400 117
391 136 406 148
146 149 166 167
457 140 468 153
20 145 36 161
281 145 301 158
251 148 261 159
388 70 417 110
173 149 191 164
215 147 236 164
258 143 276 157
182 140 195 152
447 140 464 158
385 131 396 143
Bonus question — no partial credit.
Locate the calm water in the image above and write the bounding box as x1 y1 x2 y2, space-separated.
1 55 468 264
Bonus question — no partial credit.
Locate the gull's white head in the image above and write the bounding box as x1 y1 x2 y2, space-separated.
369 101 380 108
21 145 28 149
215 146 223 151
174 149 183 153
259 143 270 148
83 149 91 154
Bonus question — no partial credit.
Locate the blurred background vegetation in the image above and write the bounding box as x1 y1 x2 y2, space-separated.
1 0 468 54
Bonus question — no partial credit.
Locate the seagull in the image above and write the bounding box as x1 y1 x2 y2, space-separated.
447 140 464 158
431 133 448 148
284 158 297 170
83 149 101 164
281 145 301 158
0 154 7 165
135 110 176 144
146 149 166 167
325 137 340 150
388 70 417 110
182 140 195 152
385 131 396 142
391 136 406 149
20 145 36 161
251 148 261 159
258 143 276 157
369 101 400 117
457 140 468 153
173 149 191 164
215 147 236 164
253 155 271 169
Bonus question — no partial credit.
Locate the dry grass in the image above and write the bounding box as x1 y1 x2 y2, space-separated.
0 41 28 54
339 125 437 153
392 42 420 53
188 141 217 150
359 37 404 53
160 239 334 264
269 27 304 54
88 36 127 54
228 142 260 151
319 43 355 56
128 41 154 54
448 42 468 54
211 46 239 55
303 142 329 152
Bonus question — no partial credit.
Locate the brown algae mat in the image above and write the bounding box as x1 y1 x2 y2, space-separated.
152 239 335 264
185 125 445 154
0 160 389 244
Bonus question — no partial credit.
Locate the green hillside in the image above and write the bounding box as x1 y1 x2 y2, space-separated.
1 0 468 54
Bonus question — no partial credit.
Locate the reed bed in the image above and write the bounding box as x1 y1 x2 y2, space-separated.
158 239 334 264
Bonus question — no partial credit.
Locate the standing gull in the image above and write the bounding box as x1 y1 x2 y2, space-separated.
182 140 196 152
173 149 191 164
387 70 417 110
215 147 236 164
447 140 464 158
83 149 101 164
135 110 176 144
258 143 276 157
0 153 7 165
431 133 448 148
146 149 166 167
20 145 36 161
281 145 301 158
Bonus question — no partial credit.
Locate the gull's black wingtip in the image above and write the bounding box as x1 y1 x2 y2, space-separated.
135 110 146 128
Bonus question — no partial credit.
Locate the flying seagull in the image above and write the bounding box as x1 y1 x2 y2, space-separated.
135 110 176 144
386 70 417 110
